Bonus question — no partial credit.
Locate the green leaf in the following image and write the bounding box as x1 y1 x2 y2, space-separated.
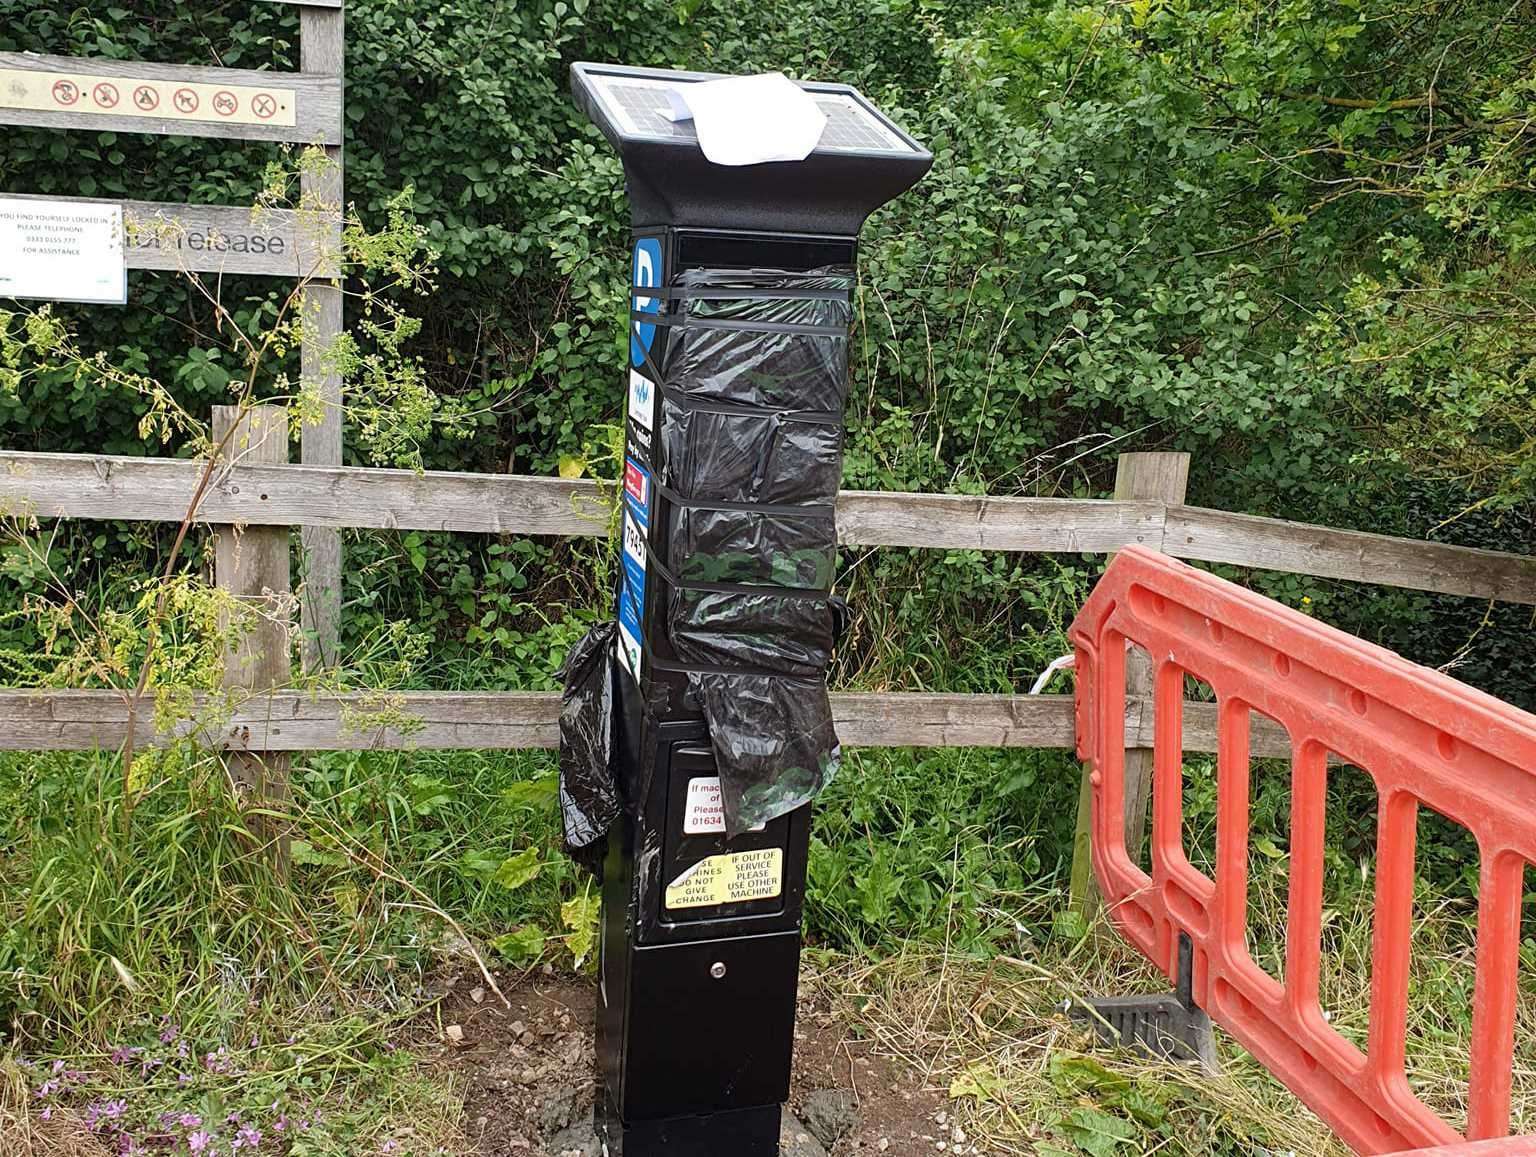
562 888 601 967
502 776 559 810
491 924 545 965
949 1063 1006 1102
494 847 544 890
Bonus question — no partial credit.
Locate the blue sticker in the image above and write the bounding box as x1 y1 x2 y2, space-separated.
630 237 662 369
615 455 652 682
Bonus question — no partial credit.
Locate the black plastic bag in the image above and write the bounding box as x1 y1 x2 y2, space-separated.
558 621 622 873
655 267 854 836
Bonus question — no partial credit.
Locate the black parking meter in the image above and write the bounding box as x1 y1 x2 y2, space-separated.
563 62 930 1156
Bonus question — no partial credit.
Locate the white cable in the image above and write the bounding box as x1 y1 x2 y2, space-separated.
1029 653 1076 695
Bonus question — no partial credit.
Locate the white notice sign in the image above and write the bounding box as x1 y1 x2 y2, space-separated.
0 198 126 304
683 777 765 835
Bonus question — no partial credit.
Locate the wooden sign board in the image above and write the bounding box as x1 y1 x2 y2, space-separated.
0 194 339 279
0 52 341 145
262 0 345 7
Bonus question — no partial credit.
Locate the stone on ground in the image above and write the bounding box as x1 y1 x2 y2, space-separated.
780 1109 831 1157
544 1121 601 1157
798 1088 860 1148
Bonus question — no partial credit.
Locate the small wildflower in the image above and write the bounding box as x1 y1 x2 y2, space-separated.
159 1022 179 1044
35 1079 59 1098
187 1130 212 1154
39 1107 52 1122
179 1113 203 1129
110 1045 140 1065
178 1072 194 1086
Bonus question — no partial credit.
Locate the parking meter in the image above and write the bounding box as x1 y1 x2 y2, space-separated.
564 62 930 1156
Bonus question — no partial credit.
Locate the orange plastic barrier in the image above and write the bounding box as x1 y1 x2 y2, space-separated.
1069 546 1536 1155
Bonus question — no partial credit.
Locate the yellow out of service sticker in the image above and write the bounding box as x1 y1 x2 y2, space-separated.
665 848 783 910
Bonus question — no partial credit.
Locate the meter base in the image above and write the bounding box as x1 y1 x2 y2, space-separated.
595 1096 781 1156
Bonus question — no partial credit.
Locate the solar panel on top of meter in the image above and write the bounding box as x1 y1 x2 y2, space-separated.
592 74 915 155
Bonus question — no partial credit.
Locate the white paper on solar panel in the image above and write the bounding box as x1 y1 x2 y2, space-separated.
591 74 915 155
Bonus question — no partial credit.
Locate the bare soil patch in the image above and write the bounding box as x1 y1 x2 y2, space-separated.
420 967 956 1156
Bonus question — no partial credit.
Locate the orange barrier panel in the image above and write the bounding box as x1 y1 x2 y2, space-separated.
1069 546 1536 1155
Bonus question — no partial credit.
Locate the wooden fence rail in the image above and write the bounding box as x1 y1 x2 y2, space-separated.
0 689 1289 759
3 449 1534 603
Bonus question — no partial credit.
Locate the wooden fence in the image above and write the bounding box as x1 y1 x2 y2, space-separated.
2 424 1533 771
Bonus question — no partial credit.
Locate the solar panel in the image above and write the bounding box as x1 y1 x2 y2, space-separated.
591 74 916 155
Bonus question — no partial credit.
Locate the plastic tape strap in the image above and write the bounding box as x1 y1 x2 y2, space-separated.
630 311 848 338
642 537 833 603
633 285 851 303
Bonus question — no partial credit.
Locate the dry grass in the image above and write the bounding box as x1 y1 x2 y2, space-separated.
0 1060 108 1157
809 878 1536 1156
812 935 1344 1155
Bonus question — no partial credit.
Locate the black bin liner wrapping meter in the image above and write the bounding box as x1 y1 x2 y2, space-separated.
560 267 850 847
560 61 930 1157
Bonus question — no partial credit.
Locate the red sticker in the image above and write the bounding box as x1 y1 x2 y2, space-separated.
92 82 119 109
252 93 278 120
173 88 199 114
624 461 648 504
133 85 159 111
212 90 238 117
51 79 79 106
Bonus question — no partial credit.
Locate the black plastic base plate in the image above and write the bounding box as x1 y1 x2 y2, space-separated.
594 1099 781 1157
1068 993 1220 1076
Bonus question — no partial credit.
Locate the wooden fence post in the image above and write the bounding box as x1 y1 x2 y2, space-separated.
1069 451 1191 917
212 405 293 863
298 2 345 671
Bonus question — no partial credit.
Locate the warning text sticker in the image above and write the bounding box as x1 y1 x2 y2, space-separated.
665 848 783 910
683 777 764 835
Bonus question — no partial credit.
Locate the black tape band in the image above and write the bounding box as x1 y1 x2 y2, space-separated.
633 285 851 303
632 312 848 338
643 539 833 602
653 478 836 518
658 383 843 425
642 649 820 680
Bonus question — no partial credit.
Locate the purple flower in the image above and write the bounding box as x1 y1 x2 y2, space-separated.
35 1079 59 1098
231 1125 261 1150
52 1060 66 1074
110 1045 142 1065
39 1107 52 1122
178 1113 203 1129
159 1023 179 1044
272 1115 288 1134
177 1073 193 1086
187 1130 211 1153
381 1141 399 1154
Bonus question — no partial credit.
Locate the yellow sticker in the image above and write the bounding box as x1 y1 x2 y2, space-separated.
665 848 784 910
0 68 298 129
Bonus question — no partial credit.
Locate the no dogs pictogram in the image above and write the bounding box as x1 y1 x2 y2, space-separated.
173 88 199 114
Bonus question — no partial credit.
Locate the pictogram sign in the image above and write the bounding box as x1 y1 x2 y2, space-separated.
0 67 296 129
